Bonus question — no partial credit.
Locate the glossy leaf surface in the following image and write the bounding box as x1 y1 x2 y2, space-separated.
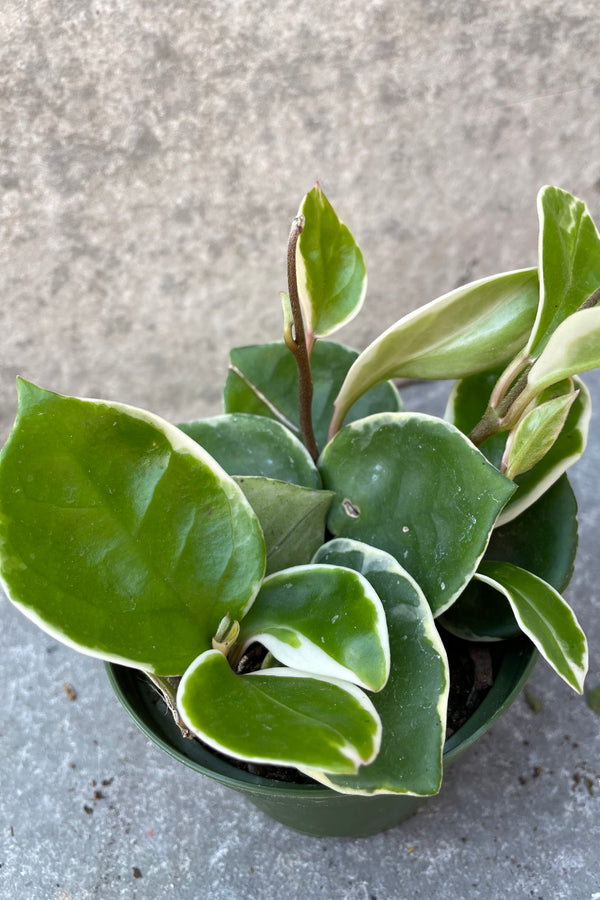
440 475 578 640
178 413 321 488
302 539 448 796
527 185 600 357
331 268 539 432
296 184 367 339
475 561 588 693
319 412 514 616
177 649 382 774
236 564 390 692
447 372 591 524
224 339 402 451
233 476 333 574
0 381 265 675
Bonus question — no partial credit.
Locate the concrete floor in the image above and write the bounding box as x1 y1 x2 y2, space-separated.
1 374 598 900
1 2 600 897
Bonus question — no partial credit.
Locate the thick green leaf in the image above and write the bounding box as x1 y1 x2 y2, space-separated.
176 649 382 774
302 539 448 796
224 339 402 452
446 372 591 525
475 561 588 693
504 387 577 481
0 380 265 675
527 308 600 394
440 474 578 640
233 476 334 574
178 413 321 488
330 268 539 434
527 186 600 358
319 412 514 616
236 564 390 692
296 184 367 339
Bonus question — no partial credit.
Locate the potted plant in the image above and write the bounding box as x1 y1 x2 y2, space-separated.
0 183 597 837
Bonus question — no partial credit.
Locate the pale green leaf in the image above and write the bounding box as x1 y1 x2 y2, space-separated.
176 649 382 774
475 561 588 693
178 413 321 488
233 476 334 574
0 380 265 675
331 268 539 434
504 387 577 481
528 185 600 358
446 372 591 525
236 564 390 692
301 539 448 796
296 184 367 339
319 412 515 616
527 307 600 394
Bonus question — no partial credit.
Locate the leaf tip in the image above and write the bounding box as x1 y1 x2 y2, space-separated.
15 377 55 412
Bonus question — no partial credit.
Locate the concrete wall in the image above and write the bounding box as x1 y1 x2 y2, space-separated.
2 0 599 433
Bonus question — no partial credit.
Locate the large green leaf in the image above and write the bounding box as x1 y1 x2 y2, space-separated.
178 413 321 488
475 561 588 693
446 372 591 525
224 339 402 452
527 185 600 358
0 380 265 675
236 564 390 692
330 268 539 434
176 649 382 774
296 184 367 339
319 412 514 616
233 476 334 574
527 308 600 394
440 474 578 641
302 539 448 796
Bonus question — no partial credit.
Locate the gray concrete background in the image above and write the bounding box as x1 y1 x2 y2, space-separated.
1 1 599 898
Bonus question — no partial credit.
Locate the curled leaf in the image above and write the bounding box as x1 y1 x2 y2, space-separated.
236 563 390 692
330 268 539 435
177 649 382 775
475 561 588 693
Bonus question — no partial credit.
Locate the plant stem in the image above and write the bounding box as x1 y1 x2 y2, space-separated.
578 283 600 311
146 673 192 739
490 348 530 410
468 410 501 447
496 368 530 419
469 369 532 446
470 284 600 449
286 215 319 461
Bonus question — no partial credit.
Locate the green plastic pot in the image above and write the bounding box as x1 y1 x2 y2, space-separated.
105 636 537 838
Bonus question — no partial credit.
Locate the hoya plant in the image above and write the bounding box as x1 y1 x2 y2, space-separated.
0 183 596 797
